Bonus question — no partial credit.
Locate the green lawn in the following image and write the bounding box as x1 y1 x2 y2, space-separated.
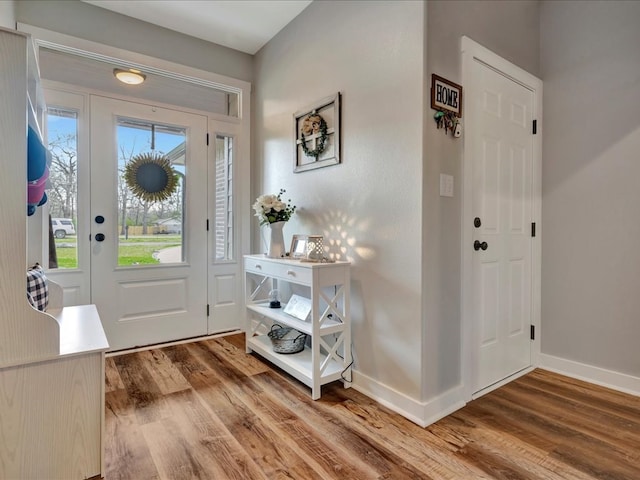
54 245 78 269
53 235 182 268
114 235 182 243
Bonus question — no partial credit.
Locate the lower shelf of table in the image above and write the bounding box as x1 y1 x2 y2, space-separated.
246 334 345 392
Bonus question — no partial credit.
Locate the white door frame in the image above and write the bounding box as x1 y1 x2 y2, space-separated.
27 24 251 341
460 36 543 400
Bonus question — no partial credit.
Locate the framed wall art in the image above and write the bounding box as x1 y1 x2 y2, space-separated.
293 92 341 173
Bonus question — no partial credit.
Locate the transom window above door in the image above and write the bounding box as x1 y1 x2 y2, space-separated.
39 46 240 117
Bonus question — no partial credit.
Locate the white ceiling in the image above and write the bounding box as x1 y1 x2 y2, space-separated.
82 0 313 55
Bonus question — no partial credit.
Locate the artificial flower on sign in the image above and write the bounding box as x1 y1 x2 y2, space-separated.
252 189 296 226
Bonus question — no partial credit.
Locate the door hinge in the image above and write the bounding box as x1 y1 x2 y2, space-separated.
206 133 210 146
207 304 210 316
532 119 537 135
206 219 209 231
530 325 535 340
531 222 536 237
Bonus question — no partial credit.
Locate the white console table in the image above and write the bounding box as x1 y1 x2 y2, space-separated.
244 255 351 399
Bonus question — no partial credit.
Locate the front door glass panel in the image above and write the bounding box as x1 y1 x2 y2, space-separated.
46 106 79 269
214 134 234 262
116 117 186 266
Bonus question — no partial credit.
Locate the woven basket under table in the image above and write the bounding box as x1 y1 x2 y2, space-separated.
267 325 307 354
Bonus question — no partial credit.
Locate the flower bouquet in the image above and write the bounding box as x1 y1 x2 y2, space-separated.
252 189 296 226
253 189 296 258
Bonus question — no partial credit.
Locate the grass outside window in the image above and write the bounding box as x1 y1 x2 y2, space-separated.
54 235 182 268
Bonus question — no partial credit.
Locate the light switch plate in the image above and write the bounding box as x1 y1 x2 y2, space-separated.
440 174 454 197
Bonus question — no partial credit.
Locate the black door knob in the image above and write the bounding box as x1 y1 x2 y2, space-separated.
95 233 105 242
474 240 488 251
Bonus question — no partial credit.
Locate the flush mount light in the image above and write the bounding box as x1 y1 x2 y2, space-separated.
113 68 146 85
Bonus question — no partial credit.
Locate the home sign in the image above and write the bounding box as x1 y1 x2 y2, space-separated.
431 74 462 117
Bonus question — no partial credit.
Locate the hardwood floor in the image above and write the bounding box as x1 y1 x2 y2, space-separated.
105 334 640 479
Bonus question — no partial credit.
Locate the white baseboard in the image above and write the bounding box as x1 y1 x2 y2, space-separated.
539 353 640 397
353 355 640 428
352 369 466 428
421 385 467 427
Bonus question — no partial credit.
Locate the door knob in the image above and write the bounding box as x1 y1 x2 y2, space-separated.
474 240 488 251
95 233 106 242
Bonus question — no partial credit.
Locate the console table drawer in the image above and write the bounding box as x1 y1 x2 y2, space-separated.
244 258 312 285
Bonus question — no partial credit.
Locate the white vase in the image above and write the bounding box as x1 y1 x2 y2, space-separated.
267 221 286 258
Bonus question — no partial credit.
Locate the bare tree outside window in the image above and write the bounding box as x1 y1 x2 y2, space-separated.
46 107 78 269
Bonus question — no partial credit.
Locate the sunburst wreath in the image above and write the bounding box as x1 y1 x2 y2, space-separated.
300 113 328 158
124 152 178 203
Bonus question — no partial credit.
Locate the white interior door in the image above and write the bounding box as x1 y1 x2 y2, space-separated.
90 95 208 351
465 50 539 395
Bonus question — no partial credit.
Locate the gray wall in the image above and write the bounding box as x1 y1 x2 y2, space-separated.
254 0 426 400
423 0 540 397
0 0 15 29
16 0 253 83
540 0 640 376
254 0 542 406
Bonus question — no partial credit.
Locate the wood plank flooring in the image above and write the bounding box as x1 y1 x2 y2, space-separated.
105 334 640 479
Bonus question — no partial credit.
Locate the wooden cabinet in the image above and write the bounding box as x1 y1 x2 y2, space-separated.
0 303 108 480
244 255 351 399
0 27 109 479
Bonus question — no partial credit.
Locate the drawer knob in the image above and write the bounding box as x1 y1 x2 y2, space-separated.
255 264 262 269
287 270 295 275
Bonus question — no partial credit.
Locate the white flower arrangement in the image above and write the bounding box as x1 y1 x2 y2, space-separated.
252 189 296 226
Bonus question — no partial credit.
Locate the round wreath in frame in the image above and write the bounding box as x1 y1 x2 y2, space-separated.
300 112 328 158
124 152 178 203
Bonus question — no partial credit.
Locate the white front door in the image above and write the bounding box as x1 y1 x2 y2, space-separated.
462 38 542 396
90 95 209 351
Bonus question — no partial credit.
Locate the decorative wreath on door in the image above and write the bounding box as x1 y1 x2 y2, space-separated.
124 152 178 203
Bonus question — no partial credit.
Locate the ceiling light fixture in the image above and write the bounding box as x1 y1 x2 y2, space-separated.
113 68 146 85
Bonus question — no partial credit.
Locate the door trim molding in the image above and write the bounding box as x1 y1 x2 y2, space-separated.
460 36 543 401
